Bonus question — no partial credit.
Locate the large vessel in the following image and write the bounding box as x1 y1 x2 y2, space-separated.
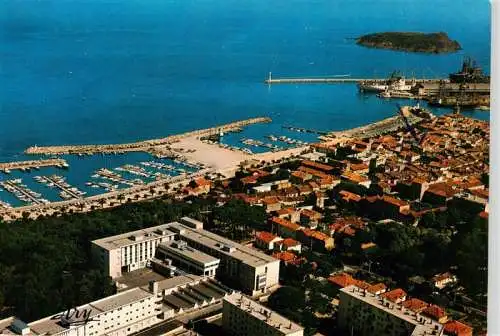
449 57 490 83
358 71 415 93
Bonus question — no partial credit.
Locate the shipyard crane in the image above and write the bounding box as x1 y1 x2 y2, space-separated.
395 103 426 147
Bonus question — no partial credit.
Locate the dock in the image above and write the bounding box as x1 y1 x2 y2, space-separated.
0 180 44 205
0 159 68 173
264 75 444 85
24 117 272 156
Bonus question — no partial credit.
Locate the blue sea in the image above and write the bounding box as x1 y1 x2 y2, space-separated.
0 0 491 206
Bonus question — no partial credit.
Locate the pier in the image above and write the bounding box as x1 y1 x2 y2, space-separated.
264 73 445 85
25 117 272 155
0 159 68 173
43 175 85 199
0 180 44 205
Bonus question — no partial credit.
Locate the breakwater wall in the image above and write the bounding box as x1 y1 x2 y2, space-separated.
265 77 445 85
0 159 68 171
25 117 272 155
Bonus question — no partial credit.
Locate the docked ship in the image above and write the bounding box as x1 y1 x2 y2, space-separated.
359 71 415 93
449 57 490 83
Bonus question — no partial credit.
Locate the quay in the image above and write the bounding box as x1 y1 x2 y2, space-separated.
25 117 272 156
0 159 68 173
264 75 444 85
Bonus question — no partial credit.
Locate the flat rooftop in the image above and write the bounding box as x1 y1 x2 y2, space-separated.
29 303 101 335
169 223 278 268
115 268 167 292
156 274 202 292
29 287 153 335
90 287 152 312
92 223 176 251
224 293 304 334
158 240 220 266
340 285 443 336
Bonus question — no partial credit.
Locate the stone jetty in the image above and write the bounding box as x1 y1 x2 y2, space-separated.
25 117 272 155
0 158 68 172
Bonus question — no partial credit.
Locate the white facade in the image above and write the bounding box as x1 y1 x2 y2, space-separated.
170 222 280 297
93 218 280 297
156 240 220 276
26 284 163 336
91 225 177 278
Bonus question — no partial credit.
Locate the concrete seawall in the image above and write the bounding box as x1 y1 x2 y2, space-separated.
25 117 272 155
0 159 68 171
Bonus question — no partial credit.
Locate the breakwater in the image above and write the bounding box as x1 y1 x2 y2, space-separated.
0 159 68 172
25 117 272 155
325 114 424 140
264 77 445 85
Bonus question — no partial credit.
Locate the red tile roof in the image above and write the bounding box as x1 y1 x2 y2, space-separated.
276 207 297 216
402 298 429 313
195 178 212 187
339 190 362 202
271 217 301 231
380 288 407 303
350 163 369 171
366 283 386 294
301 208 322 219
291 170 310 180
262 196 280 205
280 238 301 248
382 195 409 207
272 251 305 265
444 321 473 336
422 305 447 320
342 171 370 183
328 273 357 288
302 160 334 172
240 176 258 185
426 182 459 198
298 166 330 179
301 228 331 242
256 231 279 244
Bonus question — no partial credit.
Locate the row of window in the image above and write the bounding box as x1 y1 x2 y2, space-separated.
122 239 164 265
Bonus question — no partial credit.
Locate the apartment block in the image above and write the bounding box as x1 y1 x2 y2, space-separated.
338 285 443 336
91 223 177 278
169 221 280 297
92 217 280 297
222 293 304 336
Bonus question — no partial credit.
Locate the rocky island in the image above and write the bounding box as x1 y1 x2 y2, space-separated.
356 32 461 53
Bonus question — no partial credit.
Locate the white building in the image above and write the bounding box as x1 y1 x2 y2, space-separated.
92 218 280 297
91 224 177 278
155 240 220 276
338 285 444 336
222 293 304 336
0 276 233 336
168 221 280 297
0 283 163 336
